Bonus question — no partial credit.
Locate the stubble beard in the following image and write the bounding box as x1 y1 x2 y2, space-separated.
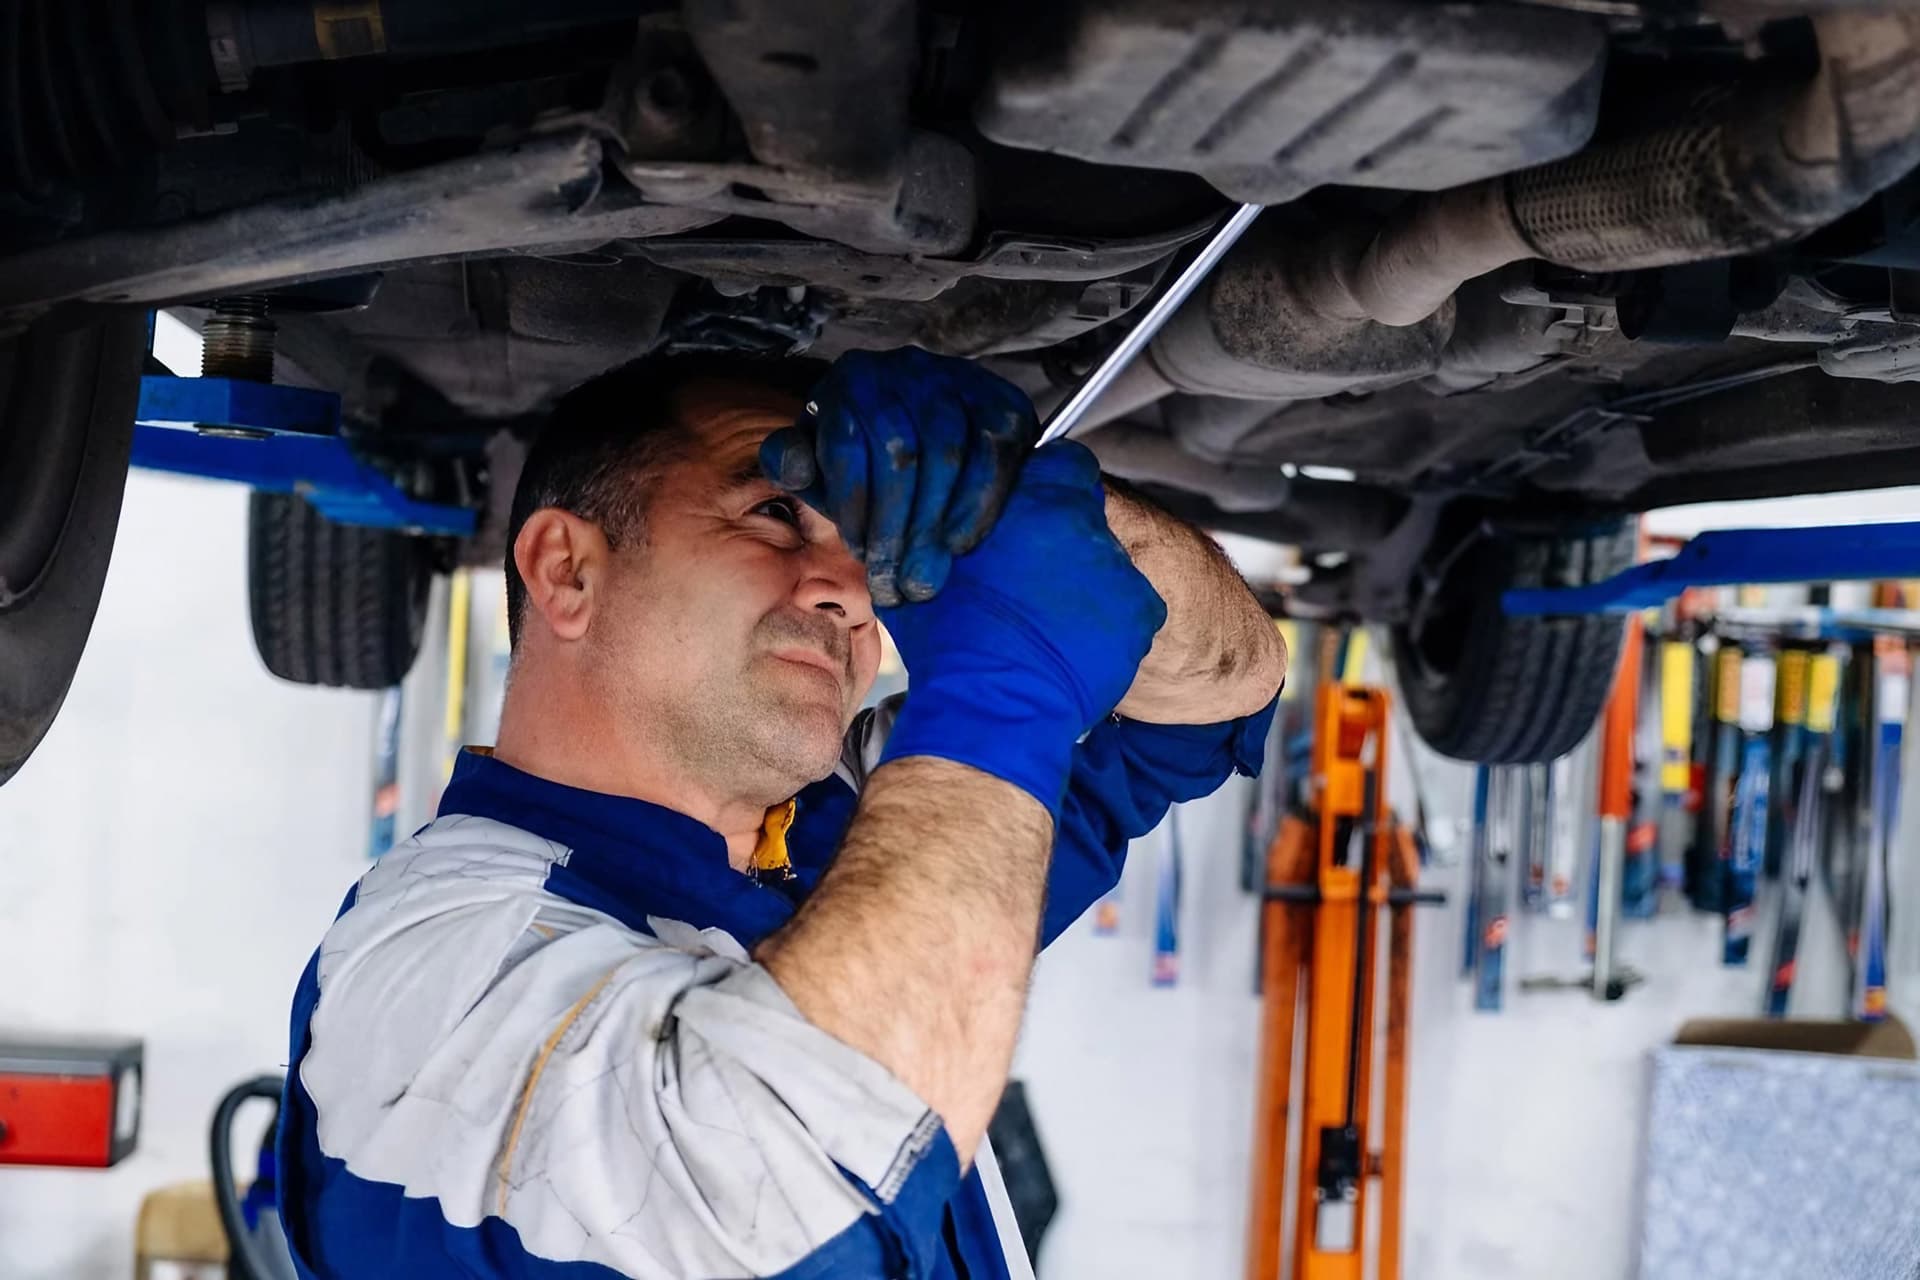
614 615 854 808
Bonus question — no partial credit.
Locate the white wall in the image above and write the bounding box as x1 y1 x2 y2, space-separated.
0 474 376 1279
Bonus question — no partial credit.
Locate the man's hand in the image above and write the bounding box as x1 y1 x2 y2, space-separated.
756 442 1164 1164
766 346 1283 727
760 348 1038 607
874 440 1167 815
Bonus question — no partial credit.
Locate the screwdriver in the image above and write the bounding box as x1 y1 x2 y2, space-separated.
1037 201 1262 446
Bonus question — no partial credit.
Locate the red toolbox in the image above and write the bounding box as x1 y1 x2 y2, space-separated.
0 1034 143 1168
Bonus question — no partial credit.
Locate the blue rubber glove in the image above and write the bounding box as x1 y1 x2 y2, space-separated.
759 348 1039 607
874 441 1167 820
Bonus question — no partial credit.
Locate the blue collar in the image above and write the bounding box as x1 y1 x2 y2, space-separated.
437 751 857 945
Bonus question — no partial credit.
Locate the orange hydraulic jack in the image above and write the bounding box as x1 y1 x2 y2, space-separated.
1245 681 1439 1280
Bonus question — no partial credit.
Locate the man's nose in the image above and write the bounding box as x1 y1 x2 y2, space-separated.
792 538 876 627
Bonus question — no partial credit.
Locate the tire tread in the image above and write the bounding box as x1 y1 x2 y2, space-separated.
247 492 429 689
1393 522 1633 764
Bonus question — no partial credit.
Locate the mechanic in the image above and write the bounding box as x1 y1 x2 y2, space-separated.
275 347 1287 1279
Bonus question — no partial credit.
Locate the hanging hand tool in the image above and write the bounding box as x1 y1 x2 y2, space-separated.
1764 647 1811 881
1460 766 1491 978
1693 642 1744 912
439 568 472 800
1592 609 1646 998
1856 636 1907 1020
1478 767 1518 1012
1723 653 1776 966
1623 641 1663 919
1827 642 1874 998
1656 636 1697 902
367 686 403 860
1814 647 1857 988
1764 649 1839 1017
1546 738 1590 919
1244 681 1442 1280
1153 806 1185 987
1522 764 1551 913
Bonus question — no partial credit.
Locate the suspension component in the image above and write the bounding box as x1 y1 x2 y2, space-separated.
0 0 212 198
200 296 276 384
198 295 277 439
2 0 645 200
202 0 649 85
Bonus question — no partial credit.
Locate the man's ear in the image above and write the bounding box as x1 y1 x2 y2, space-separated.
513 509 607 644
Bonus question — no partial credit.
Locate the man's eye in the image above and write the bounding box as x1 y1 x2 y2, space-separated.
753 496 802 527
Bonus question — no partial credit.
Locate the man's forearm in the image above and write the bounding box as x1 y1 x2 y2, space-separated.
753 757 1050 1165
1104 481 1287 724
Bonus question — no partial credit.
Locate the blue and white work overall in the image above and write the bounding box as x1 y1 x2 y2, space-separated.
276 692 1273 1279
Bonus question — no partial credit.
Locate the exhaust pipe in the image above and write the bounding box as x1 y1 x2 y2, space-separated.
1308 12 1920 327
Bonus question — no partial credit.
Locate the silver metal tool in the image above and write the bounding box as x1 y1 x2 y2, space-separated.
1036 201 1263 447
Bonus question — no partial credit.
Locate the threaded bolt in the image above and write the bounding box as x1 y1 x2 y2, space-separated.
197 295 277 438
201 296 276 383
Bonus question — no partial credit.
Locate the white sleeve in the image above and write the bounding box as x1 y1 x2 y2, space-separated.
297 825 955 1278
834 692 906 793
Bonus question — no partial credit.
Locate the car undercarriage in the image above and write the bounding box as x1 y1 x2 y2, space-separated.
7 0 1920 774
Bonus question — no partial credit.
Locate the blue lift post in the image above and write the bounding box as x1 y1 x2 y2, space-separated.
1504 522 1920 617
129 374 477 537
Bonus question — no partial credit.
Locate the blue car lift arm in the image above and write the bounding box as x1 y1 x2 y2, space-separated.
1504 522 1920 616
130 375 476 537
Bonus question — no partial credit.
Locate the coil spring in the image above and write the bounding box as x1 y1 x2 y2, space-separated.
0 0 211 198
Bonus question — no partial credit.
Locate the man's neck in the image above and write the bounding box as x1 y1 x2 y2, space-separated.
493 673 778 873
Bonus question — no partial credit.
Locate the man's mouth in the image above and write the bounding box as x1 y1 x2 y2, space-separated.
769 648 845 683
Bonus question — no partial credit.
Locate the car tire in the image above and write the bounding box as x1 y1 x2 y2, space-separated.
247 491 434 689
0 314 146 785
1391 520 1634 764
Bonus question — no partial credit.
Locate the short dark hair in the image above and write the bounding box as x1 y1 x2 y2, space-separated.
504 354 824 650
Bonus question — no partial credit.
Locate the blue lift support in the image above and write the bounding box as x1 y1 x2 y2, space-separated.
1504 522 1920 616
130 375 477 537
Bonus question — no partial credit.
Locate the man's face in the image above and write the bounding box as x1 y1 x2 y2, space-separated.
585 379 882 797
